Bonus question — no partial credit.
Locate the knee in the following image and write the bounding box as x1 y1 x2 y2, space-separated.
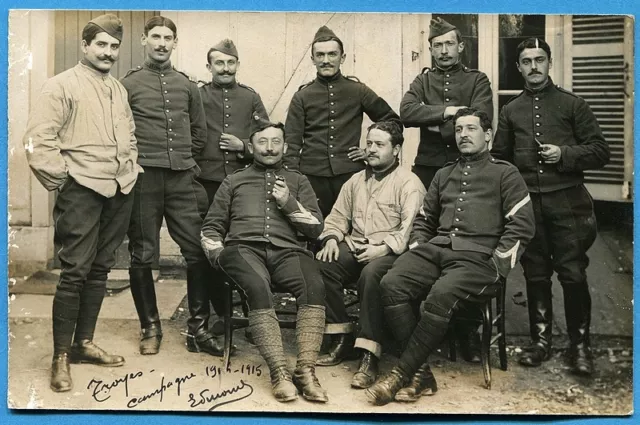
86 270 109 282
379 273 406 306
422 289 456 319
241 283 274 310
56 279 84 295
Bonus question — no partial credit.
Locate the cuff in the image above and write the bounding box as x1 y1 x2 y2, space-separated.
321 234 341 247
325 323 354 334
354 337 382 359
278 195 299 215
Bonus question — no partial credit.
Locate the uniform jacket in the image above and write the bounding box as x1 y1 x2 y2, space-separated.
284 72 400 177
320 162 426 255
492 79 610 192
400 63 493 167
196 80 269 181
24 62 139 197
121 59 207 171
410 150 535 278
201 161 323 264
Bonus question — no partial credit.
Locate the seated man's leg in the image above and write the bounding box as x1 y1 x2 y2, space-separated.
367 248 500 405
270 247 328 403
317 241 362 366
218 244 298 403
351 254 398 389
379 243 441 347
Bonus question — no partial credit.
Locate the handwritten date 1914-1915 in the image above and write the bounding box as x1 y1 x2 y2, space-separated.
205 362 262 378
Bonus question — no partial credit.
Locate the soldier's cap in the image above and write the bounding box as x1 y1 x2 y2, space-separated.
86 14 123 42
250 115 284 140
428 17 457 41
210 38 239 59
313 25 343 47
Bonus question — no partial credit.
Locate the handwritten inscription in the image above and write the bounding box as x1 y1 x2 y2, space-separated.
87 370 143 402
127 372 197 408
188 380 254 411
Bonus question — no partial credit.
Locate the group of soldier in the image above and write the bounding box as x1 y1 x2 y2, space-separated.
23 12 610 406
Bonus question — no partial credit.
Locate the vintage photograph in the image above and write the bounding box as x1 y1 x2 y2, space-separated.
7 10 634 414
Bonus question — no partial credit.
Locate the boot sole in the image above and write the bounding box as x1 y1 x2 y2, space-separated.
301 394 328 403
50 384 72 392
186 346 224 357
275 394 299 403
70 359 125 367
395 387 436 402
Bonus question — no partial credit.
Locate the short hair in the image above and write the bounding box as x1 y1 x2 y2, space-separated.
144 16 177 38
367 121 404 147
516 37 552 62
81 23 104 45
453 107 492 132
250 122 286 142
311 36 344 56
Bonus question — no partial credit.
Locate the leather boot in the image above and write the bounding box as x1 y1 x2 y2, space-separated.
565 283 594 376
50 353 72 392
365 367 409 406
70 340 125 366
73 280 106 342
519 282 553 367
351 351 379 389
316 333 356 366
293 305 328 402
395 362 438 402
129 267 162 355
186 329 224 357
186 262 215 349
384 304 418 348
249 309 298 402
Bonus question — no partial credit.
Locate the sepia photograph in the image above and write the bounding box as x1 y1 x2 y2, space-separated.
6 9 634 416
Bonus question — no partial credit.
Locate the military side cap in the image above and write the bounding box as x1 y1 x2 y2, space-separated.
250 115 278 139
428 17 457 41
313 25 342 45
86 14 123 42
211 38 239 59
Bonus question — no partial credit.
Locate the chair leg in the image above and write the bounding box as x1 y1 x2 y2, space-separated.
448 327 457 362
480 302 492 390
497 284 508 371
223 282 233 371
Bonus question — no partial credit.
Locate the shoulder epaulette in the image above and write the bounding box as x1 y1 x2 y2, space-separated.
297 80 314 92
233 164 251 174
174 68 198 83
555 85 580 99
345 75 361 83
238 82 256 93
462 66 481 73
488 156 513 166
421 67 433 74
282 164 302 175
443 158 460 168
503 91 525 107
123 65 143 79
197 80 209 88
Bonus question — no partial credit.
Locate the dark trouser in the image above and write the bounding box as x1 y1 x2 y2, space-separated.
217 242 325 310
411 165 441 190
52 177 133 354
319 242 397 358
196 178 222 208
127 167 225 334
521 185 597 347
306 173 356 218
380 243 501 376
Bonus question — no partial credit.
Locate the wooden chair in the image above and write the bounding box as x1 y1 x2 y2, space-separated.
448 277 507 389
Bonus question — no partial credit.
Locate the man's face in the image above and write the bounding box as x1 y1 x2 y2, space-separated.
517 47 552 89
248 126 287 166
430 30 464 68
366 128 400 171
81 32 121 73
207 50 239 86
455 115 491 156
142 25 176 63
311 40 345 78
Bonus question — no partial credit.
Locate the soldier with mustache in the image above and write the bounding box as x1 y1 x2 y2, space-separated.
121 16 223 358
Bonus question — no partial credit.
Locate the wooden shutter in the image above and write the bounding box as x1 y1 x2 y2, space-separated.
568 15 633 201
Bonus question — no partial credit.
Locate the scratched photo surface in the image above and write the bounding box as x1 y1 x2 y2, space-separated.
7 10 633 414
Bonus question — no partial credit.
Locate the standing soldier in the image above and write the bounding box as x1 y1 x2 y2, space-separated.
195 38 269 204
285 25 401 217
121 16 224 357
24 14 139 392
400 17 494 360
492 37 610 376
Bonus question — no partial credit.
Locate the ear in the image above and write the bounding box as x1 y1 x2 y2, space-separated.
81 39 88 54
283 142 288 155
458 41 465 53
392 144 401 157
173 37 178 50
206 63 212 73
549 57 553 69
340 53 346 64
516 61 522 72
428 45 433 56
485 128 493 143
141 34 147 46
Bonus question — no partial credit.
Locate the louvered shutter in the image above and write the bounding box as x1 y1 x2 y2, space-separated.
570 15 633 200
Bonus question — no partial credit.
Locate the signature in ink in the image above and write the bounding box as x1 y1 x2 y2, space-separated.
187 379 254 411
87 370 144 402
127 372 196 408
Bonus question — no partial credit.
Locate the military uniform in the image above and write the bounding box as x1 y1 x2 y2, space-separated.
375 149 535 385
400 63 493 188
492 78 610 368
285 72 400 216
196 80 268 203
121 58 218 349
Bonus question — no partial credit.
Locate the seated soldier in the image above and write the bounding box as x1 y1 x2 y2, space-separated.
200 119 328 403
315 121 426 389
366 108 535 405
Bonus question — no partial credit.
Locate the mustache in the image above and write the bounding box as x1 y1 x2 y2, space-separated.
155 48 169 53
528 70 543 75
219 71 236 76
97 56 115 62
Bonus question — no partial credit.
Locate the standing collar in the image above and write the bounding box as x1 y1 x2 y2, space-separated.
434 61 463 73
524 77 555 95
459 149 490 164
252 160 284 172
365 160 400 181
316 71 343 85
211 79 238 90
144 58 173 73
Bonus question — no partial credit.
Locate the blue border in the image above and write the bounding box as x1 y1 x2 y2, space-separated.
1 0 638 424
